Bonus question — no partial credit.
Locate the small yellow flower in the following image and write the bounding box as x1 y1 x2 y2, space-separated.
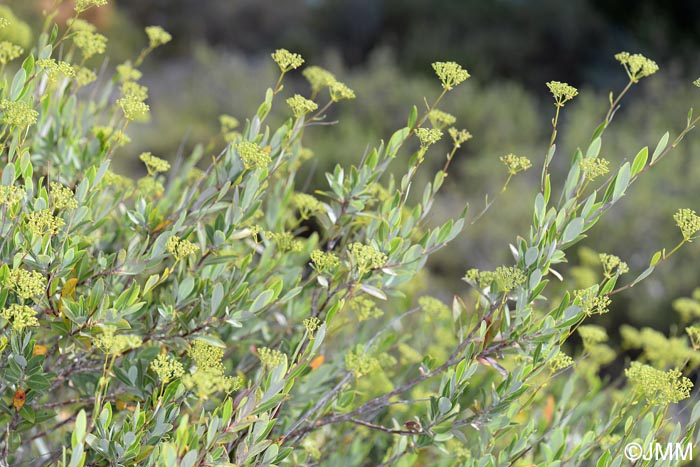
329 81 356 102
303 66 336 93
50 182 78 210
258 346 286 368
151 353 185 383
94 325 141 355
267 231 303 252
428 109 456 129
166 235 200 260
549 352 574 372
580 157 610 181
310 250 340 274
500 153 532 175
431 61 470 90
0 41 22 65
145 26 172 48
574 287 611 316
625 362 692 405
75 67 97 87
0 304 39 330
286 94 318 118
577 325 609 346
674 208 700 241
347 296 383 321
0 184 25 206
37 58 76 82
236 141 271 170
546 81 578 107
599 253 629 278
494 265 526 292
348 242 387 273
139 152 170 174
0 99 38 128
271 48 304 72
25 209 65 236
448 127 472 148
303 317 322 337
74 0 108 13
116 61 142 82
418 296 450 316
5 268 46 300
293 193 324 219
615 52 659 83
415 127 443 149
73 30 107 59
345 345 380 378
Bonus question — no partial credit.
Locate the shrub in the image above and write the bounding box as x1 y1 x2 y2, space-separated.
0 3 699 466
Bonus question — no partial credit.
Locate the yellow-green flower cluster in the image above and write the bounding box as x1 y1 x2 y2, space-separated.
625 362 692 405
303 66 336 93
348 242 387 273
310 250 340 273
674 208 700 241
150 353 185 383
25 209 65 236
329 81 356 102
431 61 470 90
347 296 383 321
429 109 456 129
67 18 95 32
94 325 141 355
0 41 22 65
580 157 610 181
686 326 700 350
599 253 629 278
75 0 108 13
549 352 574 372
93 126 131 148
183 340 240 398
577 324 608 346
117 81 150 121
0 304 38 330
673 292 700 322
464 268 496 289
415 128 443 149
36 58 76 82
0 184 25 206
236 141 271 170
448 127 473 148
258 346 286 368
546 81 579 107
75 67 97 87
345 345 381 378
615 52 659 83
102 170 134 192
137 177 164 198
293 192 324 219
271 48 304 72
694 78 700 88
418 296 450 316
73 29 107 59
116 61 142 82
145 26 172 48
219 114 240 143
500 153 532 175
620 325 698 369
494 265 526 292
574 287 611 315
139 152 170 174
50 182 78 210
0 99 38 128
267 231 303 252
287 94 318 118
166 235 200 260
303 317 322 336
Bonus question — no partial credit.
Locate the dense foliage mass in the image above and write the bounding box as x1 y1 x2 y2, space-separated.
0 3 700 467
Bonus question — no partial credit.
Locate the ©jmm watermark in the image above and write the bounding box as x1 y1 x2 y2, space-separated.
624 442 694 462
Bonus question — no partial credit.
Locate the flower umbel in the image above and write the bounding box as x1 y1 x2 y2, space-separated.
151 353 185 383
0 41 22 65
271 48 304 73
448 127 472 147
258 347 286 368
139 152 170 174
287 94 318 118
0 99 38 128
50 182 78 210
329 81 356 102
546 81 578 107
500 154 532 175
303 66 336 93
236 141 271 170
615 52 659 83
415 128 443 149
625 362 692 406
428 109 456 129
25 209 65 236
674 208 700 241
599 253 629 278
432 61 470 90
580 157 610 181
0 304 39 330
549 352 574 372
348 242 387 273
145 26 172 48
166 235 200 260
310 250 340 273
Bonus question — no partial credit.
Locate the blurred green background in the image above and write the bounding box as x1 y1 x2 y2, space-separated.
6 0 700 343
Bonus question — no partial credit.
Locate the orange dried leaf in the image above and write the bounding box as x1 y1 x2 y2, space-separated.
310 355 325 370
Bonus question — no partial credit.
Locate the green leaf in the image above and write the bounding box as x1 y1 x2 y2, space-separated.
612 162 630 201
250 289 274 314
586 137 601 158
407 105 418 128
651 131 669 165
438 397 452 414
10 68 26 100
360 284 387 300
630 146 648 177
561 217 584 244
